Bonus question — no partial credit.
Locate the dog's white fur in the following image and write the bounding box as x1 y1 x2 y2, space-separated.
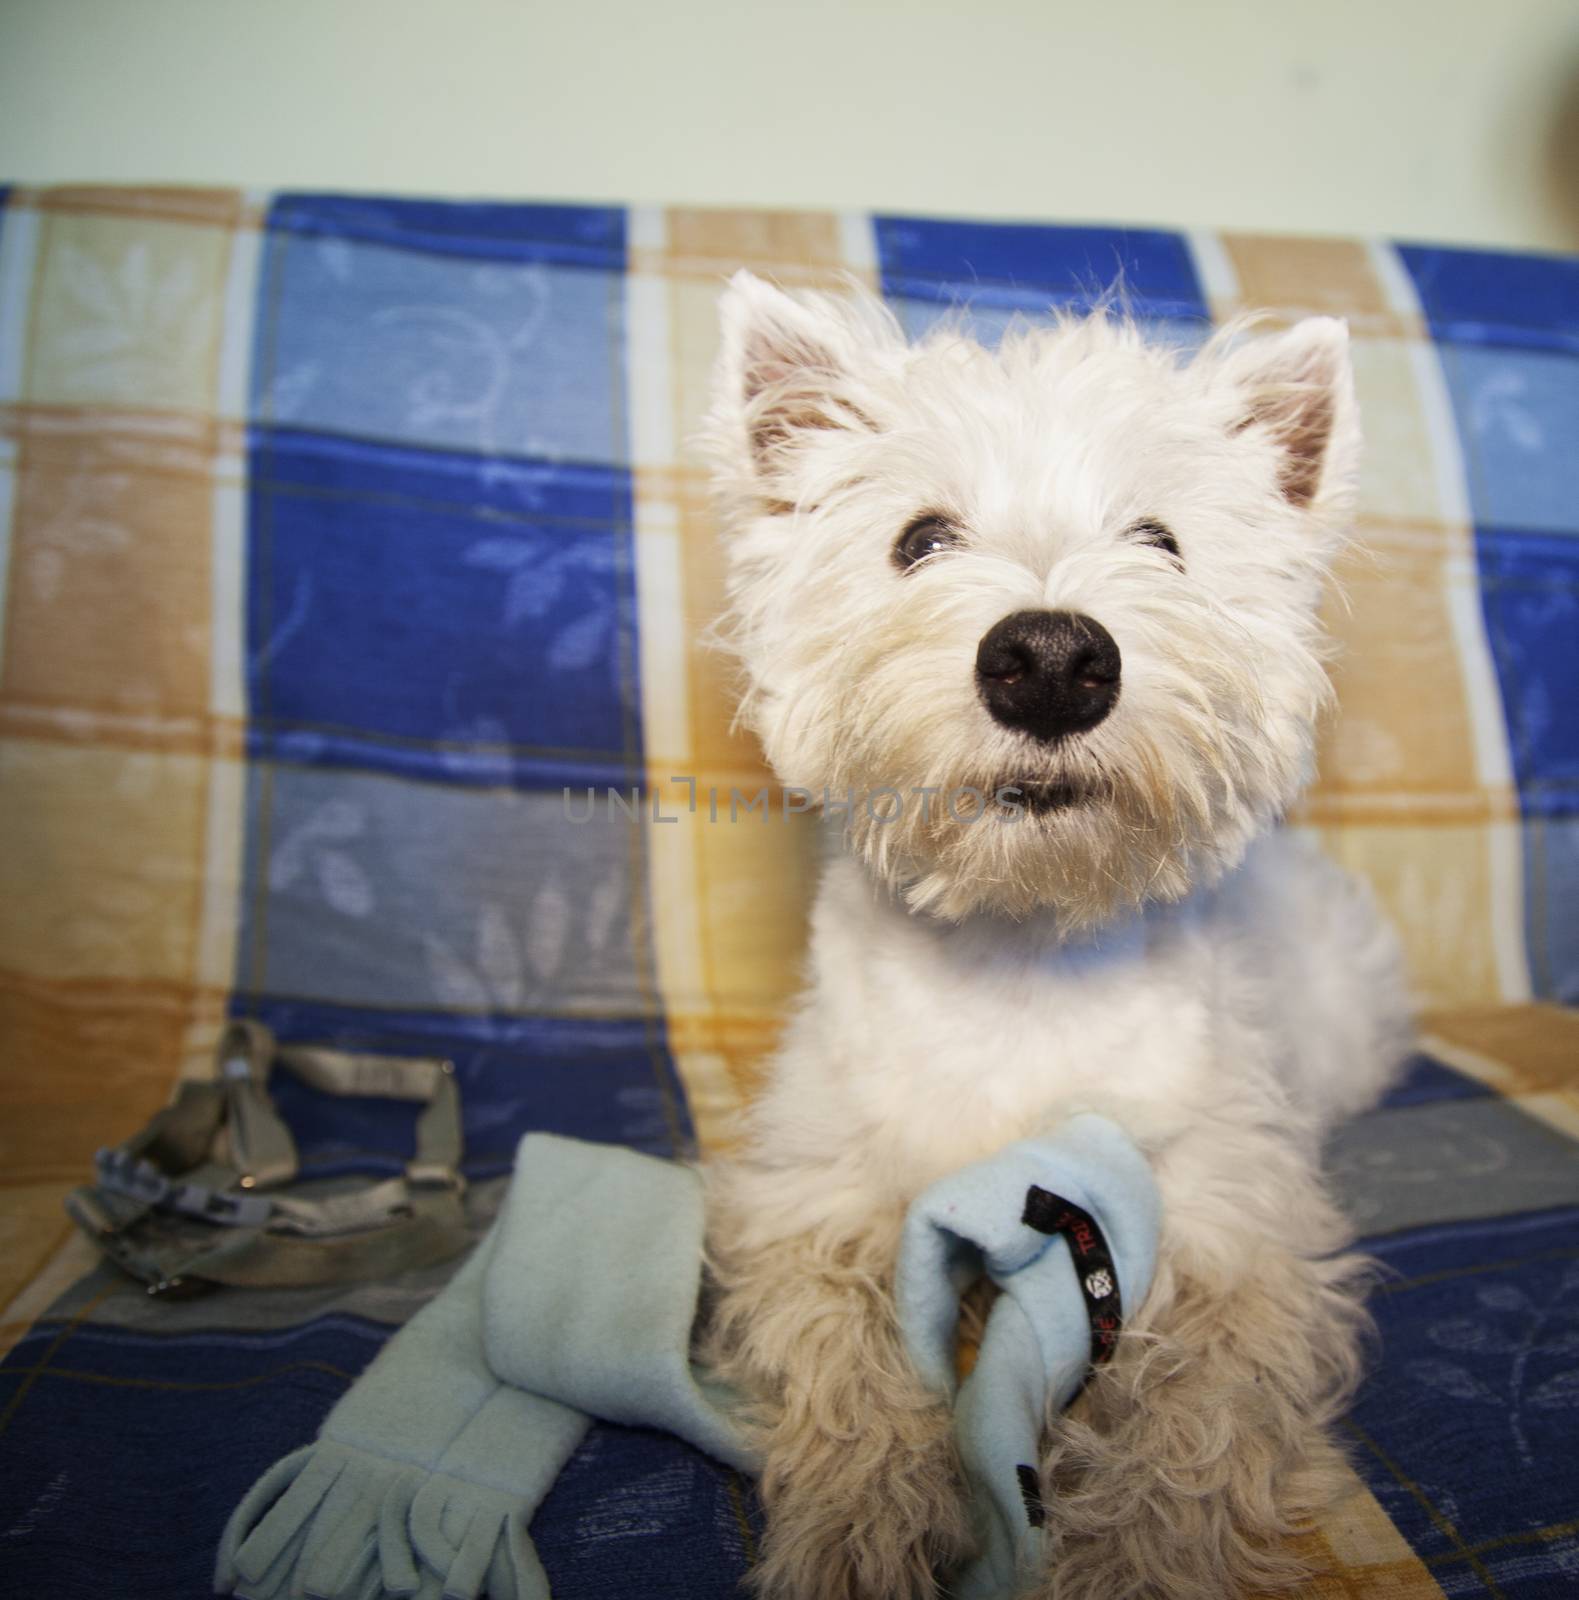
698 273 1413 1600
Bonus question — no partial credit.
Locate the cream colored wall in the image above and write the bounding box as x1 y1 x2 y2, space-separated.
4 0 1579 253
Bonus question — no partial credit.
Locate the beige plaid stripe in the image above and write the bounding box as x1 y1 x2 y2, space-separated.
1420 1002 1579 1140
0 186 258 1326
1191 231 1529 1009
629 207 881 1152
1260 1463 1446 1598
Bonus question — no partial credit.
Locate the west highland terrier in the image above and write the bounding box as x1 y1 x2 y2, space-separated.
697 272 1413 1600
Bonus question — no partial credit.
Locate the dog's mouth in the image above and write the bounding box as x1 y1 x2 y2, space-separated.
993 778 1103 816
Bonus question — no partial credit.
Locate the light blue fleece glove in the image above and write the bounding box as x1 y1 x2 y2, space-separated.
215 1136 756 1600
897 1114 1161 1599
214 1225 587 1600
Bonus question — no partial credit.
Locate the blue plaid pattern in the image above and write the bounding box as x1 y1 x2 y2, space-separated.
0 188 1574 1597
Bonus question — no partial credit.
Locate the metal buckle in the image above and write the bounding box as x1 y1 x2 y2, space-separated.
404 1164 467 1195
145 1274 211 1301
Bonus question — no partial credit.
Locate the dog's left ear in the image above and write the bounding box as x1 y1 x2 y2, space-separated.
713 270 890 483
1218 318 1360 513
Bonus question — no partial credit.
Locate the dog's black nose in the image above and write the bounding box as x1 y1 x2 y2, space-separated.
976 610 1121 742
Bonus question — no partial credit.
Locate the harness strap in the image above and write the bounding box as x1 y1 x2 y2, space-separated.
218 1019 299 1190
275 1041 463 1190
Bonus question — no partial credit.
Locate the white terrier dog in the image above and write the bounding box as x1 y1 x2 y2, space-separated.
698 272 1412 1600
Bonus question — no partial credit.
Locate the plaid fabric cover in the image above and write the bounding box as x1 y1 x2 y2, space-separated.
0 186 1575 1598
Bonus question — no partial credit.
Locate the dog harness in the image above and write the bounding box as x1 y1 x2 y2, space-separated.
67 1019 469 1296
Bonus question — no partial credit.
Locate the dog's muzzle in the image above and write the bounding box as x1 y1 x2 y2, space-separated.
975 609 1121 743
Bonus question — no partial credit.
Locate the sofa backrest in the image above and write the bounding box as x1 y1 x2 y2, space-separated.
0 187 1572 1168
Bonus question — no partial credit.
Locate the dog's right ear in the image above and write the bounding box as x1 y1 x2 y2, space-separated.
713 271 889 485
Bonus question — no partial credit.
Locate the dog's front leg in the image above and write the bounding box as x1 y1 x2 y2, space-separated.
1029 1135 1373 1600
701 1164 972 1600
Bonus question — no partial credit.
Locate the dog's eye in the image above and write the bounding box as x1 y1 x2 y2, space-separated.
1129 520 1182 564
894 516 963 571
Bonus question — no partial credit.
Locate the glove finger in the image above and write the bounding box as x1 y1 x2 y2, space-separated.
236 1455 347 1585
441 1507 497 1600
491 1516 549 1600
306 1529 375 1600
409 1477 466 1570
234 1519 311 1600
217 1447 314 1589
377 1467 423 1597
298 1471 381 1598
297 1472 383 1600
349 1552 392 1600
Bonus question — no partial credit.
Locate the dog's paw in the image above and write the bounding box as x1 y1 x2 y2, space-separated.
748 1401 972 1600
1037 1494 1335 1600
